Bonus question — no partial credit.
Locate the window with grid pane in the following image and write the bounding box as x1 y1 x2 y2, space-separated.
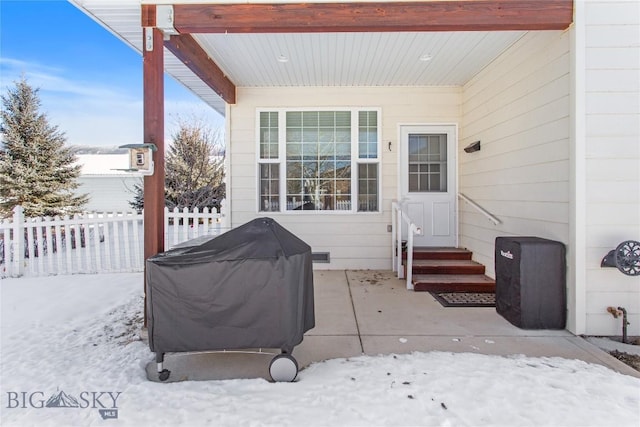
258 108 380 213
286 111 351 211
260 112 279 159
357 163 378 211
258 111 280 212
356 111 378 212
358 111 378 159
259 163 279 211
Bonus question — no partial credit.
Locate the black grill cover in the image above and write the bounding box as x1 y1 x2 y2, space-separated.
146 217 315 355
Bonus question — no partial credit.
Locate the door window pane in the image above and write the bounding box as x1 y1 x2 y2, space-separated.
408 133 447 192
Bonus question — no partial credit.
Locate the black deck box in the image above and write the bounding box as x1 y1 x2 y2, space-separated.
495 237 566 329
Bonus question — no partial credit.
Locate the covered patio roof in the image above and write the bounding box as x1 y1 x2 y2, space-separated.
71 0 573 115
69 0 574 320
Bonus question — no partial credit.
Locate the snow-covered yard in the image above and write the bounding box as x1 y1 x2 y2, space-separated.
1 273 638 426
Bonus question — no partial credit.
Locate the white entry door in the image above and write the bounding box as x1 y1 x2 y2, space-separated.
400 125 457 247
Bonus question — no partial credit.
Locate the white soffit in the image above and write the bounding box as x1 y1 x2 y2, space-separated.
194 31 526 87
71 1 527 114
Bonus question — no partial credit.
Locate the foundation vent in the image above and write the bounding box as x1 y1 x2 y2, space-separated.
312 252 330 263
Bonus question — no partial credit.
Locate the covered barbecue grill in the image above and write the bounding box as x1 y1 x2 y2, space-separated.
146 217 315 382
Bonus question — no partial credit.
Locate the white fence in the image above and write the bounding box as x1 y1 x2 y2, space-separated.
1 206 226 278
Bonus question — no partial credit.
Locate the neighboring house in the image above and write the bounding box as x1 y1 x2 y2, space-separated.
75 154 141 213
71 1 639 337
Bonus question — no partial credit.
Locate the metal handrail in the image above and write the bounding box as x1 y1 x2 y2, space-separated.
391 201 422 290
458 193 501 226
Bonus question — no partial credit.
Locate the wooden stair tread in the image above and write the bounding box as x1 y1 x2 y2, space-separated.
412 247 470 252
412 274 495 293
403 247 493 293
403 247 472 260
412 274 494 284
407 259 486 275
411 260 482 266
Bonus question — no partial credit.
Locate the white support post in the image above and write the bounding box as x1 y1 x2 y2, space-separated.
63 215 73 274
73 214 83 272
163 207 169 250
112 214 121 272
172 207 180 248
26 218 35 275
202 207 210 236
220 199 228 230
122 213 132 271
396 207 404 279
54 218 63 274
406 228 415 290
12 206 24 277
391 203 397 272
182 206 189 241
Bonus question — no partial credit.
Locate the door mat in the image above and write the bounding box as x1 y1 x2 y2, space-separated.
429 291 495 308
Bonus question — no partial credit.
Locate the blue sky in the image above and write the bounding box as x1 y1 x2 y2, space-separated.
0 0 224 147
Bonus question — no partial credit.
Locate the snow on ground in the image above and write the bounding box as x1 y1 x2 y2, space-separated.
1 273 639 427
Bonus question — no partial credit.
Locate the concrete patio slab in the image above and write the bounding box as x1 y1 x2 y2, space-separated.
146 350 277 382
306 270 358 336
292 335 363 368
346 270 638 378
145 270 639 382
346 270 568 337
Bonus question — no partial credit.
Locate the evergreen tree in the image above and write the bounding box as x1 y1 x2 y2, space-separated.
0 78 87 218
129 120 225 211
127 180 145 213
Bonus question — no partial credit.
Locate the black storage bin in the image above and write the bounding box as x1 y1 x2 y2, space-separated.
495 237 566 329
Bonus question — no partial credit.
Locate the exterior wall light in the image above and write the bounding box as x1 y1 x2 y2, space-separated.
464 140 481 153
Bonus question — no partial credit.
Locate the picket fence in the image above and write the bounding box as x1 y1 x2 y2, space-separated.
0 206 226 278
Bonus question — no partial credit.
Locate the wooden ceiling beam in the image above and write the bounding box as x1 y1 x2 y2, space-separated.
163 34 236 104
172 1 573 34
142 5 236 104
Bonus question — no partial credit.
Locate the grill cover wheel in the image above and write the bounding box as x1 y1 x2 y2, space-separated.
269 354 298 382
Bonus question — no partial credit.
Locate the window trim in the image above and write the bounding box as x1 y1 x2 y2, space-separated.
256 107 382 214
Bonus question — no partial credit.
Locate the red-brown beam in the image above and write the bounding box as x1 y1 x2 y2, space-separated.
173 0 573 33
141 4 155 27
164 34 236 104
143 25 165 325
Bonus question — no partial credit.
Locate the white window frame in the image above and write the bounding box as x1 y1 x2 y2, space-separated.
256 107 382 214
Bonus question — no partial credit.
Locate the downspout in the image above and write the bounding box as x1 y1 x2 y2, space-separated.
569 1 587 335
224 102 232 230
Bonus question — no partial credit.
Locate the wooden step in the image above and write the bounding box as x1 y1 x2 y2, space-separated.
402 247 472 261
406 259 486 275
412 274 496 293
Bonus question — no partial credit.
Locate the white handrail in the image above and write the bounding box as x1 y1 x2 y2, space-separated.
458 193 501 226
391 201 422 290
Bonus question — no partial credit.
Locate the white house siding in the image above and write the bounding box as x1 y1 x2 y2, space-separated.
459 31 571 277
459 30 575 328
77 176 141 213
75 154 141 213
228 86 461 269
581 0 640 336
